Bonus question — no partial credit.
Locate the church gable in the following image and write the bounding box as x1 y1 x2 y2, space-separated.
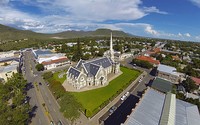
76 59 85 69
96 67 106 79
89 63 100 76
67 67 81 79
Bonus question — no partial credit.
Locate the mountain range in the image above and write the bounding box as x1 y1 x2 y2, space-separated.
0 24 133 41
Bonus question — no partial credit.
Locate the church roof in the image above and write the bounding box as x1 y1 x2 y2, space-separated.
67 67 81 78
83 57 112 75
76 59 85 69
89 63 101 76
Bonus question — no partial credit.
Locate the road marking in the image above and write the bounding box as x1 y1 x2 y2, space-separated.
45 92 48 97
53 108 56 112
39 118 41 125
48 100 51 104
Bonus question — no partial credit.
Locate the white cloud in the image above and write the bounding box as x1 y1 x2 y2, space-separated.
145 25 158 35
143 6 168 14
178 32 183 37
0 0 199 42
0 0 10 5
190 0 200 8
185 33 191 37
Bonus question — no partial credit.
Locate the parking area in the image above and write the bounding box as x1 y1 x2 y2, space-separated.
99 94 139 125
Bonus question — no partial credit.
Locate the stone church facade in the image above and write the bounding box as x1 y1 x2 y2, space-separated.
66 33 120 90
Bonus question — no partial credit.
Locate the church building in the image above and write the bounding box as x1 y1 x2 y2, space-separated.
66 33 120 89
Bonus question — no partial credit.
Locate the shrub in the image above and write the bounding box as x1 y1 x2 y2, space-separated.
43 72 53 80
35 64 44 71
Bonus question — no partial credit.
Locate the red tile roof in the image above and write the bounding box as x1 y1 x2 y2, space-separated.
191 77 200 85
153 48 161 53
41 57 68 65
145 48 161 55
136 56 160 65
172 55 180 61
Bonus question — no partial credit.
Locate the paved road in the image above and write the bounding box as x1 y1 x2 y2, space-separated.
23 52 49 125
24 51 69 125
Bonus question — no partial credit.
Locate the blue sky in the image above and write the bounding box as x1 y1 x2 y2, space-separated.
0 0 200 42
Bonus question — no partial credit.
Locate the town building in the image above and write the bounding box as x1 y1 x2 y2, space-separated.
32 49 70 70
123 88 200 125
66 33 120 90
0 51 20 82
157 64 181 84
0 64 18 82
151 77 172 93
136 55 160 66
191 77 200 90
41 57 69 70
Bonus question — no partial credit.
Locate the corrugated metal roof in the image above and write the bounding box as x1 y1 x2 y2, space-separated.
160 93 176 125
124 88 165 125
123 88 200 125
0 57 19 63
175 99 200 125
151 77 172 93
0 64 18 73
157 64 179 76
34 49 52 56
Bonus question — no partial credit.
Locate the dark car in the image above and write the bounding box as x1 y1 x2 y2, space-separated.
39 82 42 85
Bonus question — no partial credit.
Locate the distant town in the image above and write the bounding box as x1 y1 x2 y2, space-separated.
0 29 200 125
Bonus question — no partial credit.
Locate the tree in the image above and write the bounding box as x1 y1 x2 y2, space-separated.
43 72 53 80
72 39 83 61
181 77 198 92
183 65 199 77
0 73 30 125
132 59 153 69
35 64 44 71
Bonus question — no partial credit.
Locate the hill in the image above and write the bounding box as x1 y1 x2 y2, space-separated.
0 24 132 41
51 28 133 38
0 24 48 40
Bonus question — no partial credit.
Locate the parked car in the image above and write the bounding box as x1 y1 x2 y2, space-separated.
57 120 62 125
46 83 49 86
125 92 130 97
120 95 126 101
109 106 117 115
50 121 54 125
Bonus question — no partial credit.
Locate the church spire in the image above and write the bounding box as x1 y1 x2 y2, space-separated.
110 32 114 61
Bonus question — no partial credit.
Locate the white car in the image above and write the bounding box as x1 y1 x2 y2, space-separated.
125 92 130 97
120 95 126 101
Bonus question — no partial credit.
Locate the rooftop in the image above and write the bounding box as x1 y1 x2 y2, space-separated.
0 57 19 63
41 57 68 65
0 64 18 73
157 64 178 76
191 77 200 85
136 56 160 65
151 77 172 93
123 88 200 125
33 49 53 56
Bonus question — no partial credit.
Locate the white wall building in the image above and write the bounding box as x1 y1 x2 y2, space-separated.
0 64 18 82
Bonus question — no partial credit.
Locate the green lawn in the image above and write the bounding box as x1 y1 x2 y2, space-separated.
53 72 66 84
71 67 141 117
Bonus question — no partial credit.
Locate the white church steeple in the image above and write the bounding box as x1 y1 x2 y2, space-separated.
110 32 114 61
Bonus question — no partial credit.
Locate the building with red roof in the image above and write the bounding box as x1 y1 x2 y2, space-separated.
41 57 70 70
145 48 161 56
191 77 200 86
136 56 160 66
